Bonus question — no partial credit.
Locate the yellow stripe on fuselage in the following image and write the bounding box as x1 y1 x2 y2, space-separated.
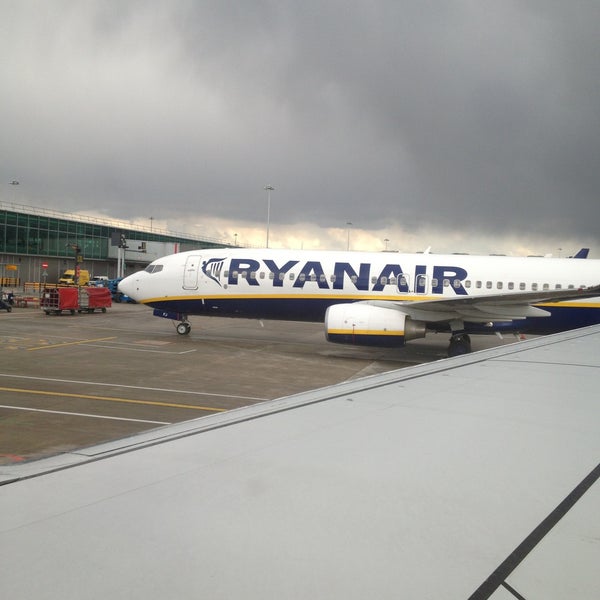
140 293 431 304
139 293 600 308
327 329 405 336
537 300 600 308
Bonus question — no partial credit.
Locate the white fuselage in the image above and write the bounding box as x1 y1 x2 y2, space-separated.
119 248 600 342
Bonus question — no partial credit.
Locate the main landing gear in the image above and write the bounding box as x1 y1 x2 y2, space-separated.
448 333 471 357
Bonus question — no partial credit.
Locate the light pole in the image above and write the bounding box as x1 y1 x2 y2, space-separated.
9 180 19 204
265 185 274 248
234 233 238 246
384 238 389 251
346 221 352 251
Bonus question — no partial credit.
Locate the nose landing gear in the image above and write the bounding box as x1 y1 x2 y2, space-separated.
176 319 191 335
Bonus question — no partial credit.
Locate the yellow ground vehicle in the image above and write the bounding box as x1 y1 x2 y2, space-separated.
58 269 90 286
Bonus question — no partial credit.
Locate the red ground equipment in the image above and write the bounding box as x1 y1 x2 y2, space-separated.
41 287 111 315
78 287 112 313
41 288 79 315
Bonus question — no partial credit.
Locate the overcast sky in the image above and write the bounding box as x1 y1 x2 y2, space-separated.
2 1 600 255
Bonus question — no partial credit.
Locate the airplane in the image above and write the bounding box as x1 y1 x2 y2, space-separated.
118 248 600 356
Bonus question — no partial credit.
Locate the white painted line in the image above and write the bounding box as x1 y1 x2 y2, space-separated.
0 373 267 401
0 405 171 425
84 343 197 354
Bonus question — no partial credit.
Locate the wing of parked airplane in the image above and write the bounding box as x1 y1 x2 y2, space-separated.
365 284 600 322
1 325 599 599
326 284 600 354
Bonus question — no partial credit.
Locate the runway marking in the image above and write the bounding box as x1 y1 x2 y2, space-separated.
0 387 227 412
0 373 266 401
84 343 197 354
0 405 170 425
27 336 117 351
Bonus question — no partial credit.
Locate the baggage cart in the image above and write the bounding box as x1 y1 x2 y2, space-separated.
78 287 111 313
41 288 79 315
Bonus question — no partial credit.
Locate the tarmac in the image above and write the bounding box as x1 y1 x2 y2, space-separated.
0 300 519 465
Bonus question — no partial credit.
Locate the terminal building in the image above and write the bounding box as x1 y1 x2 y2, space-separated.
0 201 231 287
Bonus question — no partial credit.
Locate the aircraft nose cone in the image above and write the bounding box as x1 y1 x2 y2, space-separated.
118 274 138 299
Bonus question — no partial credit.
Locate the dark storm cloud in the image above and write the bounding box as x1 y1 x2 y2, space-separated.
1 1 599 248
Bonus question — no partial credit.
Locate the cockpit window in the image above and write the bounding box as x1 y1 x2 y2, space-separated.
144 264 163 274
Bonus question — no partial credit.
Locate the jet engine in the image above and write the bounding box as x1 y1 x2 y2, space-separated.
325 303 426 347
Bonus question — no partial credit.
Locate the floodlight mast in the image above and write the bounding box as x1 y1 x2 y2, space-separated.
265 185 274 248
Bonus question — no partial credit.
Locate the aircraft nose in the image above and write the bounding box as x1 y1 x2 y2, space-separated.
118 274 138 300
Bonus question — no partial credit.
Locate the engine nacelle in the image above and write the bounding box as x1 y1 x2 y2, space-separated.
325 303 427 347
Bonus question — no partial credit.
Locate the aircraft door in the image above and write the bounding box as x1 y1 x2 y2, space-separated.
183 255 200 290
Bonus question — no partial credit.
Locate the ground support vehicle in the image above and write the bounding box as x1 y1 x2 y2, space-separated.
105 278 133 303
0 294 12 312
41 288 79 315
41 287 111 315
58 269 90 286
78 287 111 313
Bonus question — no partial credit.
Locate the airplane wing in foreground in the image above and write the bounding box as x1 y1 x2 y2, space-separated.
1 325 599 599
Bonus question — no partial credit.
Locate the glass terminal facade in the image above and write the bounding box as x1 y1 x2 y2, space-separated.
0 203 230 285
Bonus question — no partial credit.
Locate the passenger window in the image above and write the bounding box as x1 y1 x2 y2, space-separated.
310 274 316 282
278 273 285 281
289 273 295 280
465 280 471 288
299 274 306 282
269 272 274 279
532 283 538 291
380 276 388 285
259 272 265 279
432 278 438 287
508 282 514 290
250 271 256 280
543 283 549 291
568 284 575 289
555 283 561 290
497 282 503 290
330 275 337 283
476 281 482 289
519 282 526 290
486 281 492 289
400 275 408 287
454 279 461 289
319 274 326 283
443 279 450 287
371 276 377 284
351 275 358 283
241 271 247 279
390 277 397 285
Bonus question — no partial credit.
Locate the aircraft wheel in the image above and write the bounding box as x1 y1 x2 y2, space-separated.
448 334 471 357
176 322 191 335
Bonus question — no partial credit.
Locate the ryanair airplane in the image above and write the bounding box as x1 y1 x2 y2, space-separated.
118 248 600 356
